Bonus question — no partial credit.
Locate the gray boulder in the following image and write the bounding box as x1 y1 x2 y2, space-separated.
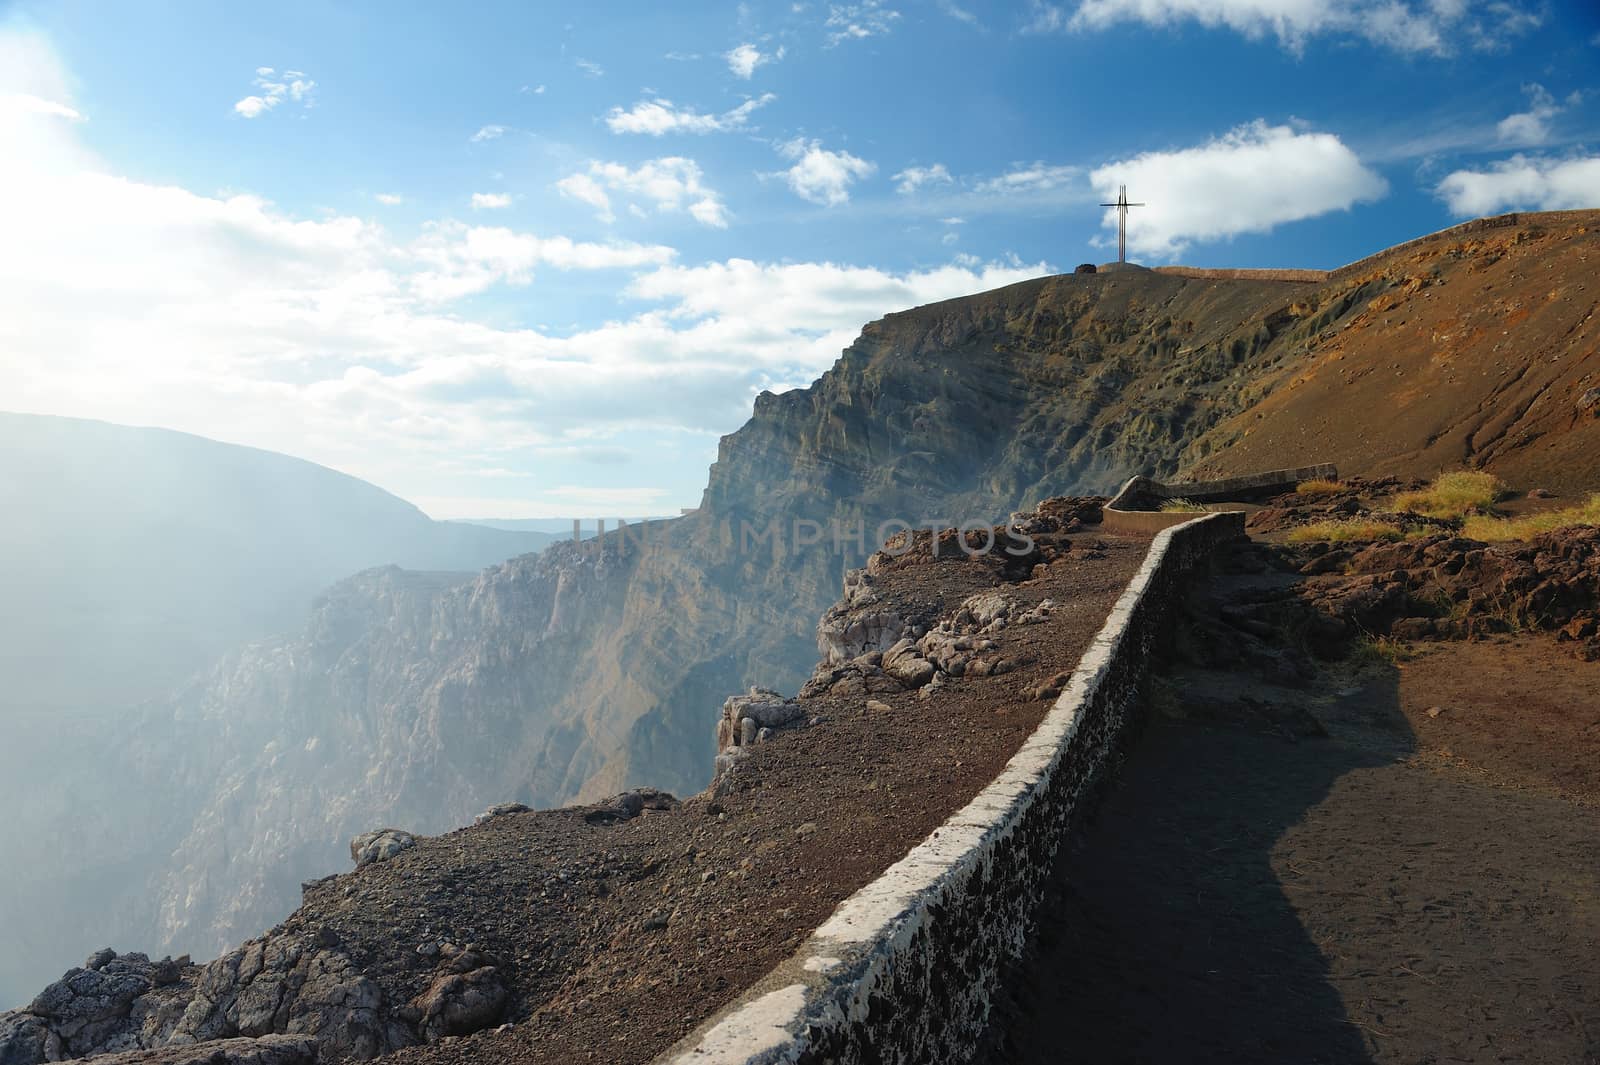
348 829 416 869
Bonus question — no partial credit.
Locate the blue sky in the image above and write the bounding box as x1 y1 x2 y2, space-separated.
2 0 1597 517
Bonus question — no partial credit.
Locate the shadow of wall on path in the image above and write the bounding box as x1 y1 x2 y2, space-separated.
976 539 1414 1064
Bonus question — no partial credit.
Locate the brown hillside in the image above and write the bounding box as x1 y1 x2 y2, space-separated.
1182 212 1600 493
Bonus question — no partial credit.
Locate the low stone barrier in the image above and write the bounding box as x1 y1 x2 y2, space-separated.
1152 210 1597 289
1100 464 1336 535
1325 209 1599 284
656 511 1245 1065
1151 266 1328 283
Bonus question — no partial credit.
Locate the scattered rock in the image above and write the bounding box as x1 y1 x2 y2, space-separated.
715 687 806 763
584 789 679 824
406 946 508 1044
88 1034 320 1064
350 828 417 869
1577 386 1600 414
1558 615 1597 642
474 802 531 825
1426 705 1446 719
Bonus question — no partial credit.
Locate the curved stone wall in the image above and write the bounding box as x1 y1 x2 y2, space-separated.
655 511 1246 1065
1151 266 1328 283
1099 464 1336 535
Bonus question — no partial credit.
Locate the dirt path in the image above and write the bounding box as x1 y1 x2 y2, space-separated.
980 543 1600 1065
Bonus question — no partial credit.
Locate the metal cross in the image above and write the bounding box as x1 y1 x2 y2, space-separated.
1099 185 1145 264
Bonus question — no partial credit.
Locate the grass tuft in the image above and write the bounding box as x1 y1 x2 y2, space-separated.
1461 494 1600 542
1294 478 1344 496
1349 634 1415 666
1159 498 1209 513
1286 519 1405 543
1393 470 1506 519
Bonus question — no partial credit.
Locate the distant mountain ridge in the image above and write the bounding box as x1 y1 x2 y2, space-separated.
0 412 552 1008
0 412 554 716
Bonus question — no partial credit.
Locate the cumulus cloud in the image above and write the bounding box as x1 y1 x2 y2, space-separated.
1025 0 1541 54
726 42 785 78
470 124 507 142
233 67 315 119
374 192 403 206
558 158 730 227
892 163 953 195
470 192 513 209
604 94 775 135
1435 154 1600 216
825 1 902 44
408 223 674 301
1495 84 1569 146
776 139 876 206
1088 120 1387 259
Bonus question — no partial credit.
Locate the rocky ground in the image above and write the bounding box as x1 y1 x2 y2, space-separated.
1246 478 1600 656
980 490 1600 1064
0 501 1147 1065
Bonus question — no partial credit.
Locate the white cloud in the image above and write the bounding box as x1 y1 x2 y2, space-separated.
0 92 83 121
575 58 605 77
374 192 404 206
233 67 315 119
470 192 513 209
975 162 1080 195
519 83 547 94
629 256 1049 349
1435 153 1600 216
892 163 953 195
937 0 979 23
1 28 1053 515
470 124 507 142
604 94 775 135
776 138 876 206
726 42 785 78
559 158 730 228
1026 0 1541 54
1088 120 1387 259
408 223 674 300
825 1 902 44
1496 83 1564 145
556 173 616 222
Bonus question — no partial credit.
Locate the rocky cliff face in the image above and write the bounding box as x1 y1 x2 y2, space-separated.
17 213 1599 1007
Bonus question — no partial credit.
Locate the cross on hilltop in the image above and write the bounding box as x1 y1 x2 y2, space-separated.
1099 185 1144 264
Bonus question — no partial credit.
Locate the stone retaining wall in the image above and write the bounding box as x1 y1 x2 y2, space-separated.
1152 209 1598 289
1151 266 1328 283
1326 209 1598 284
1099 465 1335 535
656 511 1246 1065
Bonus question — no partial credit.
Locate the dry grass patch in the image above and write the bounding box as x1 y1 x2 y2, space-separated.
1286 519 1405 544
1393 470 1506 519
1159 498 1209 513
1462 494 1600 542
1294 478 1344 496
